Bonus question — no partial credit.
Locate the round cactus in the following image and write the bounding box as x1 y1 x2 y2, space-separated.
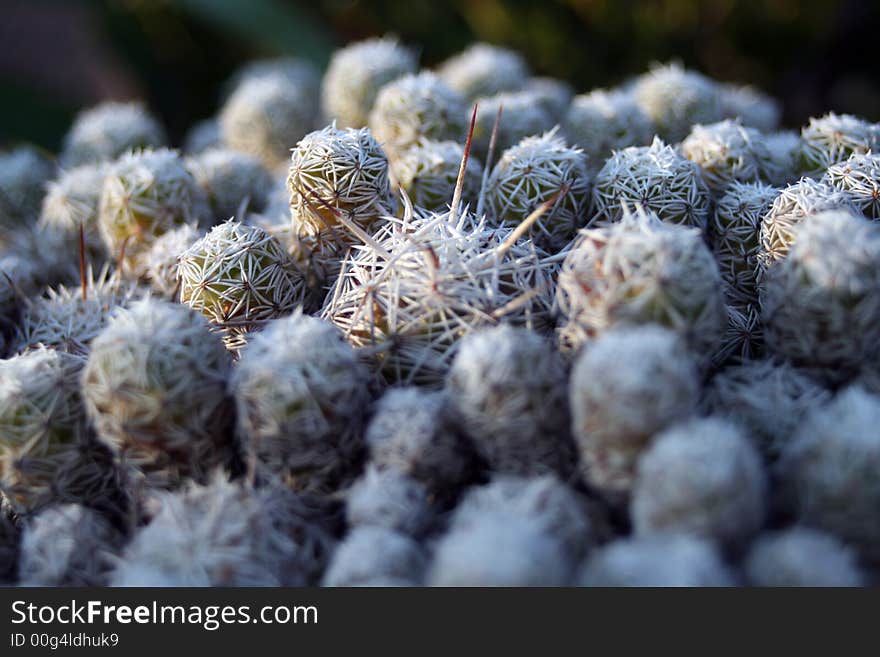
323 526 426 587
710 181 778 305
703 359 831 460
712 302 764 367
556 207 727 359
632 62 723 142
0 348 92 512
10 266 140 358
81 298 238 489
450 475 595 563
631 416 766 547
322 208 558 387
177 220 310 348
368 72 468 158
569 325 700 498
744 527 863 587
758 177 856 270
470 90 555 160
391 139 482 211
428 513 569 587
226 56 320 99
760 210 880 385
523 77 574 121
799 112 880 177
231 311 370 494
287 124 394 284
577 534 734 587
182 118 222 156
98 148 210 277
38 163 109 265
778 385 880 558
112 477 306 586
591 137 711 229
365 387 478 504
220 72 319 171
562 89 654 171
680 119 769 195
254 483 342 586
188 148 273 222
719 82 781 132
823 152 880 219
485 130 592 251
18 503 123 586
143 223 200 299
437 43 528 102
60 102 167 167
0 146 54 234
446 325 575 478
759 130 803 186
321 37 417 129
0 502 19 584
346 467 434 537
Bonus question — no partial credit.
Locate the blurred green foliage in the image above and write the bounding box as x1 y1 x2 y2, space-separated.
2 0 878 151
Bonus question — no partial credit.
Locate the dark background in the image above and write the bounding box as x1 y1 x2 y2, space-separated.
2 0 878 151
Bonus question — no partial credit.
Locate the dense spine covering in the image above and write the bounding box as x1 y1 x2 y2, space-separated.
177 220 310 348
81 298 238 489
680 119 769 195
98 148 210 278
591 137 711 229
368 72 468 159
60 102 167 167
778 385 880 559
703 359 831 460
823 152 880 219
799 112 880 177
436 43 529 102
446 325 575 478
220 72 319 171
555 207 727 359
485 130 592 251
710 181 778 306
758 177 856 270
631 416 766 547
321 37 417 129
287 124 394 286
569 326 700 497
391 139 482 211
563 89 654 171
230 311 370 494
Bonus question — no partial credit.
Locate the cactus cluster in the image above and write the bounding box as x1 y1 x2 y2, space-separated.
5 37 880 588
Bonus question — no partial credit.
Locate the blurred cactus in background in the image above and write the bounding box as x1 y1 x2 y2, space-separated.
2 0 879 151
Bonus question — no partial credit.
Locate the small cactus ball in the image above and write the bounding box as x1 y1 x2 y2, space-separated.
485 130 592 251
390 139 482 211
81 298 238 489
321 37 418 129
98 148 211 277
446 325 575 478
